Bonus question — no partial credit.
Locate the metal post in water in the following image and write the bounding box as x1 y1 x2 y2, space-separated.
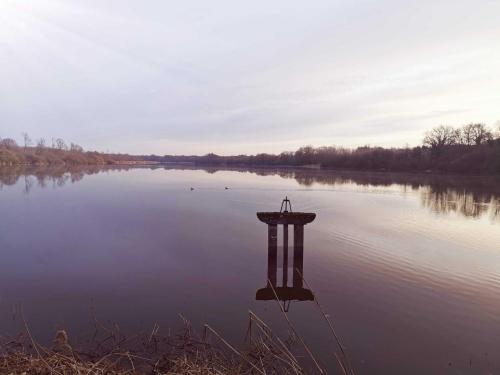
256 198 316 305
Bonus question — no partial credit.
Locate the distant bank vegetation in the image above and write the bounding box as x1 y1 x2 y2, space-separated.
163 123 500 175
0 134 146 167
2 123 500 174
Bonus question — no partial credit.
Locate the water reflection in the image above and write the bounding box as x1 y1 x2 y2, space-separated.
420 186 500 220
0 165 132 193
1 165 499 221
255 199 315 311
248 168 500 221
1 164 500 374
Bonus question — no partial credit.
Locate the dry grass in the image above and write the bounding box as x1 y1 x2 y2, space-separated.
0 311 311 375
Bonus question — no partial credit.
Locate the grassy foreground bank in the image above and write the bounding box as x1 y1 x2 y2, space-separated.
0 310 353 375
1 319 289 374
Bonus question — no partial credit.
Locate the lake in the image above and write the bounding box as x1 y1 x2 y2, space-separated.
1 165 500 374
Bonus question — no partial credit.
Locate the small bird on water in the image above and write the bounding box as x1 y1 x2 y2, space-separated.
190 187 194 191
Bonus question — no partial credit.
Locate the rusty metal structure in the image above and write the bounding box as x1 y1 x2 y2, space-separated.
256 197 316 310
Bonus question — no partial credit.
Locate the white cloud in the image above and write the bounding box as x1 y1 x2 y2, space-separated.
1 0 499 154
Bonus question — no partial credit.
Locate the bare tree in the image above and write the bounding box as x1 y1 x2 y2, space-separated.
0 138 18 149
70 143 84 152
55 138 67 150
36 138 47 153
36 138 46 148
423 125 459 152
460 123 493 145
295 145 316 164
22 132 32 149
459 124 474 146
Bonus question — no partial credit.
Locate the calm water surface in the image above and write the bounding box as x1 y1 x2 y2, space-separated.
1 166 500 374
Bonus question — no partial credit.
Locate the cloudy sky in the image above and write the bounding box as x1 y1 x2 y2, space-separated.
1 0 499 155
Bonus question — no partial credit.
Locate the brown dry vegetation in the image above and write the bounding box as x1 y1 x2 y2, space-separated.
163 124 500 175
0 137 150 167
4 123 499 173
0 310 349 375
0 145 109 167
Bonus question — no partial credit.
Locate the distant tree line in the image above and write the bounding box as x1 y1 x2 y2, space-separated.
0 134 109 166
160 123 500 175
2 123 500 174
0 134 151 166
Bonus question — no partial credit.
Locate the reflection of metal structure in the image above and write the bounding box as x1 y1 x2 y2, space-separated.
280 196 292 213
256 198 316 310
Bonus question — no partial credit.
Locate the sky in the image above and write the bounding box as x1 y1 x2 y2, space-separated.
1 0 499 155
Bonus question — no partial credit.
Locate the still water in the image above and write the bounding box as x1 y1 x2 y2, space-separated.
1 166 500 374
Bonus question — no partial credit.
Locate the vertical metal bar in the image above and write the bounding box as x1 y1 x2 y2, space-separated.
283 224 288 287
267 224 278 287
293 224 304 288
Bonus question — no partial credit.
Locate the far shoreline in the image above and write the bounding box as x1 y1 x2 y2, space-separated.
2 160 500 180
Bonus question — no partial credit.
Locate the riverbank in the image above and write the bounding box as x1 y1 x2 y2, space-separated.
153 123 500 175
0 343 244 374
2 131 500 174
0 312 333 375
0 145 155 167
